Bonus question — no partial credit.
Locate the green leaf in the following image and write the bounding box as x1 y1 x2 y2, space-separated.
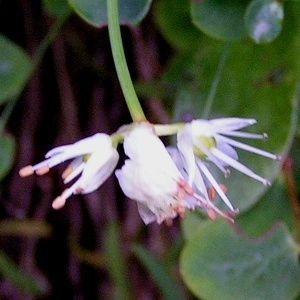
170 1 300 212
104 221 133 300
236 176 295 236
68 0 152 27
43 0 72 17
0 35 32 105
245 0 284 43
0 135 16 180
154 0 202 51
132 244 184 300
180 221 300 300
191 0 249 41
0 249 45 295
181 211 209 240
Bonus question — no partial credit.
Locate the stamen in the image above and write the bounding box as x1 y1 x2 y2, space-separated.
207 208 217 220
62 166 74 180
19 165 34 177
217 135 278 160
193 192 235 222
178 178 194 195
207 183 227 200
75 187 84 193
211 148 272 185
36 165 50 176
165 219 173 226
52 196 66 210
219 183 227 194
225 169 231 177
176 205 186 216
207 187 216 200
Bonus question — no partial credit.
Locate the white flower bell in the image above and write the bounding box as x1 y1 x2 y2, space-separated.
116 124 233 224
177 117 279 211
19 134 119 209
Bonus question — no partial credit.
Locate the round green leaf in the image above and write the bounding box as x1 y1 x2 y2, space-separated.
245 0 284 43
236 176 295 236
171 2 300 212
154 0 202 51
0 134 16 180
68 0 152 27
0 35 32 105
181 211 209 240
191 0 249 41
180 221 300 300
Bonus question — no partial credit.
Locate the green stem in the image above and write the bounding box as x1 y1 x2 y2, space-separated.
202 42 231 119
107 0 146 122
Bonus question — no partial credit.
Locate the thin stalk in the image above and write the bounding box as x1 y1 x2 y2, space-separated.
107 0 146 122
202 42 231 119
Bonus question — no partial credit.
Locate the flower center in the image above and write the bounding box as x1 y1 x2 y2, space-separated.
193 136 216 158
83 154 92 162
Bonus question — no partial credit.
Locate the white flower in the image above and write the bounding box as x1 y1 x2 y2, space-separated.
19 134 119 209
177 117 279 211
116 124 233 224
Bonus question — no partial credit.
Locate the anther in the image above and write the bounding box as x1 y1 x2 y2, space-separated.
225 169 231 178
52 196 66 210
36 165 50 176
219 183 227 194
19 165 34 177
62 166 74 180
207 187 216 200
207 209 217 220
76 187 83 193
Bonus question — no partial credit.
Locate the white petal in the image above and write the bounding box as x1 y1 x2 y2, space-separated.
177 125 197 185
215 141 238 161
216 135 278 160
190 120 215 136
79 149 119 194
193 167 210 200
209 118 256 132
167 147 189 181
63 158 86 184
46 134 112 159
193 139 229 174
197 160 235 210
115 161 143 200
220 131 266 139
137 203 157 224
211 148 270 185
116 159 179 223
124 125 182 178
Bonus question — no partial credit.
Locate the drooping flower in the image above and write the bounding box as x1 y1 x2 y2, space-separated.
115 124 234 224
177 117 279 210
19 134 119 209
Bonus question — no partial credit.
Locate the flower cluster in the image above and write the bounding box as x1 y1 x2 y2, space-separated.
20 118 279 225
